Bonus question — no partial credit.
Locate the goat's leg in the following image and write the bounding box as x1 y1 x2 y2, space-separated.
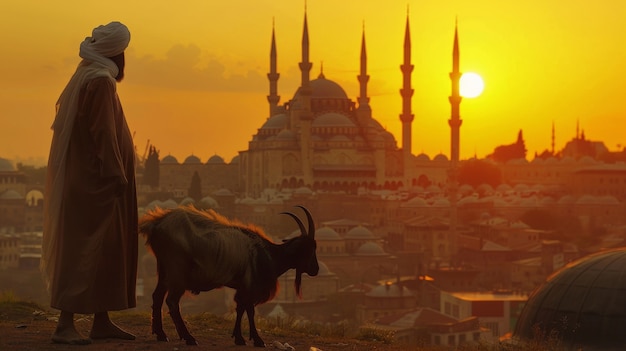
151 279 169 342
246 305 265 347
165 288 197 346
232 303 246 346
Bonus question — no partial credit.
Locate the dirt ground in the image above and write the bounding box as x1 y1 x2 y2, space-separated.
0 307 408 351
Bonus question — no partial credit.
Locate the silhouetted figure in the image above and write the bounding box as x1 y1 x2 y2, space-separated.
42 21 137 345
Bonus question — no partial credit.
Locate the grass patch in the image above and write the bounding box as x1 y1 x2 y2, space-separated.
0 290 46 321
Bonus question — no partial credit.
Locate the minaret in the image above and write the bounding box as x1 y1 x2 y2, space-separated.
552 121 555 156
357 23 371 123
448 20 462 262
267 20 280 117
400 12 415 181
298 7 314 186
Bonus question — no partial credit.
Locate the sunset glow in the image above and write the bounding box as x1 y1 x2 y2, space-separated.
1 1 624 165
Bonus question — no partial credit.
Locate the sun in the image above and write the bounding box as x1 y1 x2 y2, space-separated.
460 72 484 98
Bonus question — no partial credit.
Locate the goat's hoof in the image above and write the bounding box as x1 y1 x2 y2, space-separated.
234 337 246 346
155 334 169 342
253 339 266 347
185 338 198 346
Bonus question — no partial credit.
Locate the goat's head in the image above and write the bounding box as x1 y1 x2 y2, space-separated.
281 205 319 297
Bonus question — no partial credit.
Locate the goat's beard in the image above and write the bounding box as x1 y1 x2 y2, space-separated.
294 270 302 298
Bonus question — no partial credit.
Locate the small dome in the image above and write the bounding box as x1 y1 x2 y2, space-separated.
213 188 233 196
433 153 449 162
355 242 387 256
415 153 430 162
346 226 375 240
313 113 356 127
207 154 225 164
200 196 218 208
0 189 23 200
183 154 201 164
161 155 179 164
367 283 413 298
315 227 342 241
276 129 295 140
179 197 195 205
260 113 288 129
515 248 626 349
230 155 240 164
294 186 313 195
0 157 15 171
403 197 428 207
161 199 178 209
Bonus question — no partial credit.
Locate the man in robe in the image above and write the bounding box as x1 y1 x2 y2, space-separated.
42 21 138 345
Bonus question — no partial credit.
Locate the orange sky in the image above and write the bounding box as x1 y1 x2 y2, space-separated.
1 0 625 166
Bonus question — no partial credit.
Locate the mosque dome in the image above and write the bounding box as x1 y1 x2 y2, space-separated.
230 155 240 164
276 129 295 140
213 188 234 196
183 154 201 164
415 153 430 162
207 154 225 164
161 155 179 164
346 226 375 240
315 227 342 241
514 248 626 350
179 197 195 206
294 76 348 100
313 113 356 127
200 196 219 208
0 158 15 171
355 242 387 256
260 113 288 130
433 153 449 162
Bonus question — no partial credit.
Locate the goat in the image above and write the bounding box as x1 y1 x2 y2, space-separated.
138 204 318 347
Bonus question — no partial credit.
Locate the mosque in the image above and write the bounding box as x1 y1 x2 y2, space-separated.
157 11 452 199
237 11 450 197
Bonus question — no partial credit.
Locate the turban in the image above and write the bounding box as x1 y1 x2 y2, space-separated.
82 21 130 58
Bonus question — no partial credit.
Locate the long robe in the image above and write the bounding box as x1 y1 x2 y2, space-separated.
47 76 137 313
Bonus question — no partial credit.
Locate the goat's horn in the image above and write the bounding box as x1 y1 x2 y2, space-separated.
281 212 307 236
295 205 315 239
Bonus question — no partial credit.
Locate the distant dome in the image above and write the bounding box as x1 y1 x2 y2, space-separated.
367 283 413 298
313 113 356 127
183 154 201 164
355 242 387 256
161 199 178 209
213 188 233 196
276 129 295 140
346 226 375 240
200 196 218 208
161 155 179 164
433 153 448 162
403 197 428 207
515 248 626 350
415 153 430 162
432 197 450 207
294 186 313 195
179 197 195 206
260 113 288 129
0 189 23 200
207 154 225 164
316 227 342 241
230 155 240 164
294 76 348 100
0 158 14 171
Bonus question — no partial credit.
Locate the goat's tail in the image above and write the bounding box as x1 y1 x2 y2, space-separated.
138 207 171 248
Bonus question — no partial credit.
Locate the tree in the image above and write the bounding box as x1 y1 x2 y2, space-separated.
188 171 202 202
457 159 502 188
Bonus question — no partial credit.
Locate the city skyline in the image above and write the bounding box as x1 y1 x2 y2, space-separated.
2 0 625 166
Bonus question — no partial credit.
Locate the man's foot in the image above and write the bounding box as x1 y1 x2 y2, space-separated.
90 319 135 340
51 327 92 345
